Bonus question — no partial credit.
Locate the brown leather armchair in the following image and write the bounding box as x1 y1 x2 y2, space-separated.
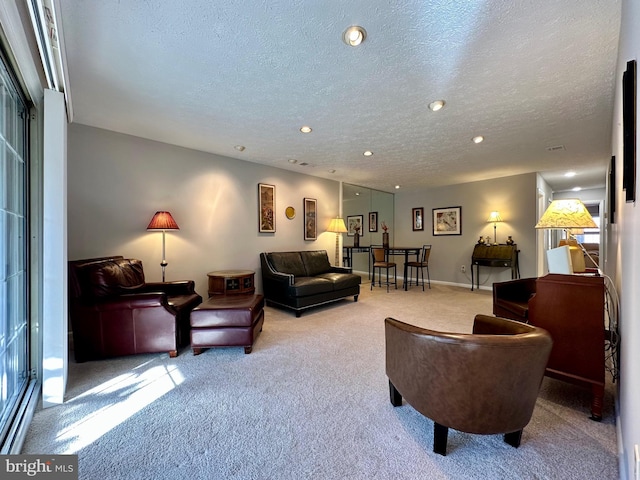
69 256 202 362
492 277 537 322
385 314 552 455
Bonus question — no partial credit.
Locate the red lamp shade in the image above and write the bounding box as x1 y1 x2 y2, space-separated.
147 211 179 230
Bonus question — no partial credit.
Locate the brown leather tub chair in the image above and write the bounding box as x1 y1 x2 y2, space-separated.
385 314 552 455
492 277 537 322
69 256 202 362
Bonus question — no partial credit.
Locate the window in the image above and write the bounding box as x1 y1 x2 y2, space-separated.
0 50 31 451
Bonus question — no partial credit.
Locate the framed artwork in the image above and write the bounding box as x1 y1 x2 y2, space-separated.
623 59 636 203
368 211 378 232
412 207 424 231
432 206 462 236
347 215 363 236
304 198 317 240
609 156 616 224
258 183 276 233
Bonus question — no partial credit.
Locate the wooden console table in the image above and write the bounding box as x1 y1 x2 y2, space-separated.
207 270 255 297
471 244 519 291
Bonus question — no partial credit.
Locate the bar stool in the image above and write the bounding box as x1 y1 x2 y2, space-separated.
371 247 397 292
406 244 432 291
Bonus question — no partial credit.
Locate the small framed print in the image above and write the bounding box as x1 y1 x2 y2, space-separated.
304 198 317 240
258 183 275 233
347 215 363 236
369 212 378 232
412 207 424 231
432 206 462 236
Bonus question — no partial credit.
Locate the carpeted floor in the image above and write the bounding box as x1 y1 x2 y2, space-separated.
22 282 619 479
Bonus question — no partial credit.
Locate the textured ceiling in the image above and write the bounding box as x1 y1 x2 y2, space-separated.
56 0 621 193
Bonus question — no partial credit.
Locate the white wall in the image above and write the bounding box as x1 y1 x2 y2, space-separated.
67 124 341 296
393 173 538 288
613 1 640 478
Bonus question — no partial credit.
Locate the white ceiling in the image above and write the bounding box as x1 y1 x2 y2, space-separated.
56 0 621 193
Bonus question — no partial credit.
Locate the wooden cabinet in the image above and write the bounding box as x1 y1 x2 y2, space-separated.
528 273 605 420
207 270 255 297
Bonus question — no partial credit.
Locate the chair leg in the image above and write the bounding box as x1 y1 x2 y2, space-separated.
433 422 449 456
504 430 523 448
389 380 402 406
420 266 425 291
426 266 431 289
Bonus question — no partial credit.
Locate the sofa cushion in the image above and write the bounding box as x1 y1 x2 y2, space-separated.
267 252 307 277
300 250 332 276
316 272 361 290
87 259 146 298
289 277 334 296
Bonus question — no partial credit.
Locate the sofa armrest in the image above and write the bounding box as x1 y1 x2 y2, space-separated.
92 292 171 310
137 280 197 296
260 253 295 287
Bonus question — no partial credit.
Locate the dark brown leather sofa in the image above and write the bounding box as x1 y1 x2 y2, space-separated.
69 256 202 362
385 315 552 455
260 250 360 317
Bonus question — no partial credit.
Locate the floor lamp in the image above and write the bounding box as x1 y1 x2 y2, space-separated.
147 211 180 281
326 217 348 266
534 199 597 273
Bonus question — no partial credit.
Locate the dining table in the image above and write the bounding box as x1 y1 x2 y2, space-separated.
381 246 422 291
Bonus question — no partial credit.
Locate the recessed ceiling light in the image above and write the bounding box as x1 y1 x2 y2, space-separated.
355 192 360 196
288 159 298 164
342 26 367 47
428 100 445 111
572 186 582 192
395 185 401 189
234 145 245 151
300 126 312 133
565 171 576 177
472 135 484 144
363 150 373 157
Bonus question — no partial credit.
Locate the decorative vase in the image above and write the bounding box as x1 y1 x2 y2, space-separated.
354 232 360 247
506 236 514 245
382 232 390 248
478 236 485 244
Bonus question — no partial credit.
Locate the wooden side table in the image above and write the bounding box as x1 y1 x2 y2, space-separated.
207 270 255 297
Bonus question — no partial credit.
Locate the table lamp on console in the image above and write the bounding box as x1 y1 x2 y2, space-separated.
534 198 597 273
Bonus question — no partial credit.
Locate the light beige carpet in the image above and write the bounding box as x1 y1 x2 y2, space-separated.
22 283 618 479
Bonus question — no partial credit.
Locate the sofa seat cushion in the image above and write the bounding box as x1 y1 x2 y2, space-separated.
267 252 307 277
289 277 334 296
495 299 529 319
316 272 361 290
300 251 332 276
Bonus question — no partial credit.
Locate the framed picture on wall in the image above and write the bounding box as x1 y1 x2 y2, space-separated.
369 212 378 232
432 206 462 236
304 198 317 240
258 183 275 233
347 215 363 236
412 207 424 231
623 59 637 203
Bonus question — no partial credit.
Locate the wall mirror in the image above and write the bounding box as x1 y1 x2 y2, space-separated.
342 183 394 273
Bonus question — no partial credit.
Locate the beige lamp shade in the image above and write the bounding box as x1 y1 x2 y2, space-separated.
326 218 348 233
487 211 503 223
535 199 597 229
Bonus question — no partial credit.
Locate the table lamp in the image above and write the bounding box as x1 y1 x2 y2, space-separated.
326 217 348 266
534 199 597 273
487 211 503 244
147 211 179 281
